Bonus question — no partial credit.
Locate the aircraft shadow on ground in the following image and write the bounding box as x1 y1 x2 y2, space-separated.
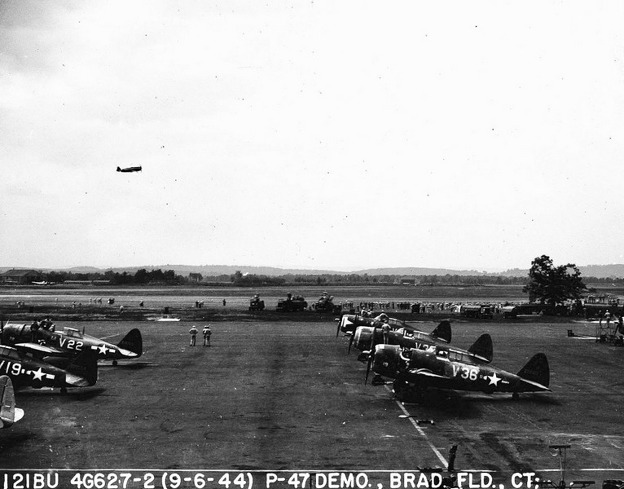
99 362 157 370
400 390 560 418
0 431 32 452
17 387 107 401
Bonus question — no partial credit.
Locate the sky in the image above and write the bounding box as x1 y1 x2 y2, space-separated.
1 0 624 272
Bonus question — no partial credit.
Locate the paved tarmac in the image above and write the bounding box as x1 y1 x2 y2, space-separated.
0 318 622 486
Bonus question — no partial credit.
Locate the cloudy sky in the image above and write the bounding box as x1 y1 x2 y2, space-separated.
1 1 623 272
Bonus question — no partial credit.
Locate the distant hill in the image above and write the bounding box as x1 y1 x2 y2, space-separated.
353 267 487 276
500 264 624 279
3 263 624 278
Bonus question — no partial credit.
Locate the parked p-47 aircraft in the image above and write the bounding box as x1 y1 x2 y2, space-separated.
0 345 97 393
0 375 23 428
369 342 550 401
338 314 452 343
354 327 493 364
1 323 142 365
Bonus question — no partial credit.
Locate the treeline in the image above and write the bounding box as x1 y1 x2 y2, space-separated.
38 269 624 287
285 274 530 286
45 269 183 285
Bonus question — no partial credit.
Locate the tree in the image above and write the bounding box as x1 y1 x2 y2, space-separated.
523 255 587 305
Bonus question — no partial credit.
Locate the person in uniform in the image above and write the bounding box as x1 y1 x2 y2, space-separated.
189 325 198 346
203 325 212 347
381 322 391 344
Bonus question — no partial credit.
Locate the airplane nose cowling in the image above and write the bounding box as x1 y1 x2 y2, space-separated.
355 327 373 351
372 344 400 377
341 315 355 334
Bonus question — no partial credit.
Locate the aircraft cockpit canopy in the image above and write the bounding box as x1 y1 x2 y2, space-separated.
64 328 83 338
0 346 21 360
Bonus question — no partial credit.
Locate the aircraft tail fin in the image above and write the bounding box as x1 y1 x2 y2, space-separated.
0 375 20 428
118 328 143 357
67 351 99 386
468 334 493 363
517 353 550 388
116 166 121 171
431 320 452 343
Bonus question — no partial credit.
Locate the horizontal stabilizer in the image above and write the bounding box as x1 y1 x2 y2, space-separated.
431 320 452 344
468 334 493 363
15 342 65 355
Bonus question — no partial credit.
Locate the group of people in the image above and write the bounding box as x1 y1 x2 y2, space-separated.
31 317 55 332
188 325 212 347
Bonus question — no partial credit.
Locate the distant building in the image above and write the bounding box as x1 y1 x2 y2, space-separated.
0 269 43 285
189 273 203 283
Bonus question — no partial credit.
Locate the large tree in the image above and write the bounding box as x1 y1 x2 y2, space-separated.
523 255 587 305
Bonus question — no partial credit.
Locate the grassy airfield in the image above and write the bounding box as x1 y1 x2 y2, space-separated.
0 286 622 485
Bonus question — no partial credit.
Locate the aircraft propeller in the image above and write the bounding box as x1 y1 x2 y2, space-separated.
336 319 342 338
348 334 354 354
365 345 376 385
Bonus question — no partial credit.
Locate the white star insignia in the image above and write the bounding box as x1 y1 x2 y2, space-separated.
97 344 110 355
31 368 45 381
487 373 501 386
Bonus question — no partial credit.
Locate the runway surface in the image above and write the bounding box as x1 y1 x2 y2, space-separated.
0 318 622 484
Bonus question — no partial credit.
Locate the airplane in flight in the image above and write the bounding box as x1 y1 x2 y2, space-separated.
0 375 24 428
31 281 54 286
1 323 142 366
0 345 98 393
368 342 550 401
116 166 142 173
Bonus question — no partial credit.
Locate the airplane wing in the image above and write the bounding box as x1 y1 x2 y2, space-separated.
14 342 67 355
408 368 447 379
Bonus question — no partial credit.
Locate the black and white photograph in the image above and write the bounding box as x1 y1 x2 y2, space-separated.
1 1 623 488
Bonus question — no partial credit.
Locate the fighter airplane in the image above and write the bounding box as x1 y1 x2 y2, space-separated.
0 376 24 428
368 343 550 401
1 323 142 366
337 313 452 343
116 166 142 172
353 327 493 364
0 345 98 393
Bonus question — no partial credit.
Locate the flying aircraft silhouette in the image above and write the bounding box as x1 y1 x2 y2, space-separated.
0 375 23 428
1 323 142 366
116 166 142 173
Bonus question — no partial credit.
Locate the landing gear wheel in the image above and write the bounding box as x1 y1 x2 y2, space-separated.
113 360 118 366
61 387 67 394
512 392 519 400
371 374 385 385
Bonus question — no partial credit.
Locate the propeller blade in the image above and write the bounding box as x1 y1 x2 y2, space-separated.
365 351 373 384
336 320 341 338
369 327 377 352
348 334 354 354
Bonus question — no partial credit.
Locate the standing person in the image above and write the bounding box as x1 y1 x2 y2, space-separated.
381 322 391 344
189 325 198 346
203 325 212 347
222 299 226 307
